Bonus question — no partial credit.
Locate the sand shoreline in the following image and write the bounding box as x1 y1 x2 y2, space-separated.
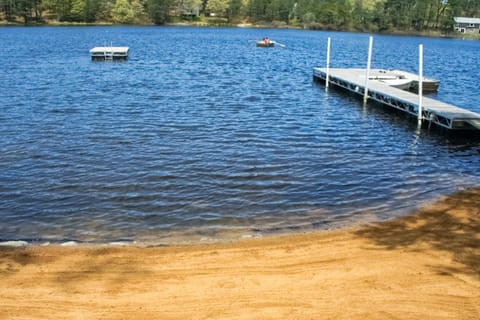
1 188 479 319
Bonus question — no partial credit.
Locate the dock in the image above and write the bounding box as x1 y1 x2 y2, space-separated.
90 46 129 61
313 67 480 131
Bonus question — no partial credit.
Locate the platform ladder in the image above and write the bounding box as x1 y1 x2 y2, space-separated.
104 48 114 61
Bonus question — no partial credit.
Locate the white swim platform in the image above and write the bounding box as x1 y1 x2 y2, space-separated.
90 46 129 61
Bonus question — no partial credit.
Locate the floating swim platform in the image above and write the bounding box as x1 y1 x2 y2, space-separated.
90 46 129 61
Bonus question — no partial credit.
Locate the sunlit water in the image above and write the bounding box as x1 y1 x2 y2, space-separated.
1 26 480 244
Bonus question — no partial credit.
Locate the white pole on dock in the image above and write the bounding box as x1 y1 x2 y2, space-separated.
418 44 423 123
364 36 373 104
326 37 331 89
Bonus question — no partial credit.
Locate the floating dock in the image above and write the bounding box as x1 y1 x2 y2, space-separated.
313 67 480 131
90 46 129 61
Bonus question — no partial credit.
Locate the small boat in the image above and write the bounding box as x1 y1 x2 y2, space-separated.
408 78 440 93
256 38 275 47
387 69 440 93
378 77 412 90
368 71 413 91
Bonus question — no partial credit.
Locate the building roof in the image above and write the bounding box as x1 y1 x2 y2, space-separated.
454 17 480 24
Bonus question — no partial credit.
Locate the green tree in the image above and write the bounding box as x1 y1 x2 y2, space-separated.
314 0 352 28
265 0 294 23
131 0 148 23
178 0 202 16
227 0 243 21
84 0 100 22
349 0 385 31
96 0 115 21
15 0 43 24
70 0 85 21
147 0 173 24
43 0 72 21
111 0 135 23
1 0 479 31
205 0 229 16
435 0 451 29
0 0 18 21
247 0 270 20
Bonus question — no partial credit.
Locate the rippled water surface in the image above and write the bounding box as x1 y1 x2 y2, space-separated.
1 26 480 244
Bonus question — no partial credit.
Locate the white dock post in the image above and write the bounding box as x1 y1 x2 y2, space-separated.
364 36 373 104
325 37 331 89
418 44 423 123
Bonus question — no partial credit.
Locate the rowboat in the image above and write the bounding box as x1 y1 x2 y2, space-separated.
370 69 439 93
377 77 412 90
256 39 274 47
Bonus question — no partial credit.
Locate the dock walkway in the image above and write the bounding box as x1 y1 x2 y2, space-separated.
313 67 480 131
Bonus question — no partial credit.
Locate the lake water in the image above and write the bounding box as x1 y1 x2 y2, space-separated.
1 26 480 244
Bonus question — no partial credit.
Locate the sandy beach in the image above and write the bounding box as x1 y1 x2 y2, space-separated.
1 188 479 319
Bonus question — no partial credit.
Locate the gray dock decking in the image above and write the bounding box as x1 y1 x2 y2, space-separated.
313 67 480 131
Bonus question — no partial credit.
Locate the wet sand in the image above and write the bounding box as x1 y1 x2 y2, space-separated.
1 188 479 319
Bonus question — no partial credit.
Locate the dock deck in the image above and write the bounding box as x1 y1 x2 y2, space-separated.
90 46 129 61
313 67 480 131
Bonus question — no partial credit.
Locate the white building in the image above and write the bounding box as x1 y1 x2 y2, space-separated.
454 17 480 33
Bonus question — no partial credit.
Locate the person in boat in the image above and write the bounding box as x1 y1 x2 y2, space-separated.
263 37 270 44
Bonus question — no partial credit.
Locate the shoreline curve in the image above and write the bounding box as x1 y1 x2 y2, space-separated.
1 187 479 319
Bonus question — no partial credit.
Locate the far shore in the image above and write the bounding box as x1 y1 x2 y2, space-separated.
1 187 479 319
1 19 478 40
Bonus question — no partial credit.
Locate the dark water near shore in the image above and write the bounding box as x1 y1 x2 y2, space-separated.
1 26 480 244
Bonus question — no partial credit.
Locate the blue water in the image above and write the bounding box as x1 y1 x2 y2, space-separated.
1 26 480 244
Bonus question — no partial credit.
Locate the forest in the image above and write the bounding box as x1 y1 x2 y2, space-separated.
1 0 480 33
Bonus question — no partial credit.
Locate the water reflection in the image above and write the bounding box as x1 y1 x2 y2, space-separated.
0 27 479 244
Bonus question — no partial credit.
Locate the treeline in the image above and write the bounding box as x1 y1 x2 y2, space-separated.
1 0 480 32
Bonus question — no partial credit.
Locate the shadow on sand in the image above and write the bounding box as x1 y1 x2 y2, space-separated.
355 187 480 277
